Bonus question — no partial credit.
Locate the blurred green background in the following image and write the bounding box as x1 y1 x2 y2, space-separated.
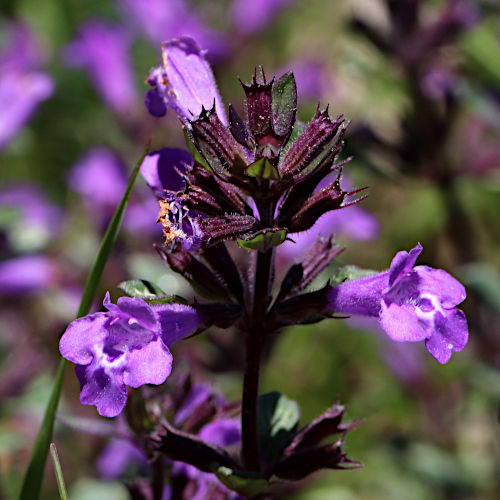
2 0 500 498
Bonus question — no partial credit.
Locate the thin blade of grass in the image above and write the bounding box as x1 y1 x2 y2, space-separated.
50 444 68 500
18 141 151 500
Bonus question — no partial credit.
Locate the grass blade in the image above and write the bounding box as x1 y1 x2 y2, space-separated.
50 444 68 500
18 142 151 500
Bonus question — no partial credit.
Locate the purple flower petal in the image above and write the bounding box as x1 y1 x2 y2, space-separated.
140 148 193 195
146 36 227 124
388 243 422 287
155 303 202 346
59 313 109 365
198 418 241 448
108 294 159 332
77 361 128 418
144 88 167 117
174 382 213 425
424 309 468 364
414 266 466 309
124 338 173 387
379 301 428 342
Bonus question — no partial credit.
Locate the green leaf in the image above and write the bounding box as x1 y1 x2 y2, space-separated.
213 466 269 497
330 265 377 286
272 71 297 137
18 142 150 500
245 157 279 180
119 278 166 297
257 392 300 464
237 229 287 252
118 279 188 305
50 444 68 500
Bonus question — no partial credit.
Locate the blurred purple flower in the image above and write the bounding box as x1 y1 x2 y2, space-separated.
229 0 295 34
0 254 56 296
420 65 454 100
63 20 137 114
145 36 227 124
173 418 241 500
327 243 468 363
68 148 127 209
141 148 194 196
279 174 379 261
119 0 226 58
60 292 202 417
174 382 219 426
278 59 327 100
0 23 54 151
68 148 160 234
0 184 63 250
96 437 148 479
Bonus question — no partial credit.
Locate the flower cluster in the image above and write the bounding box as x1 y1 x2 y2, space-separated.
58 32 470 498
145 36 362 256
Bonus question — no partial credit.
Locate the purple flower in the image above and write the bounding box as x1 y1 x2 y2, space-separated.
63 20 137 114
278 59 328 100
173 418 241 500
0 23 54 151
229 0 295 34
59 293 202 417
145 36 227 125
0 255 56 296
140 148 194 196
119 0 227 58
157 196 204 251
68 148 128 209
327 243 468 363
68 148 160 235
96 438 148 479
0 184 63 251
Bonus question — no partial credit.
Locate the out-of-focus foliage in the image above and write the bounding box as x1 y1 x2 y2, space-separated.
1 0 500 498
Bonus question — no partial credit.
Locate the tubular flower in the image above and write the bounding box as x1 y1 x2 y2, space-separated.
327 244 468 363
145 36 227 124
59 293 202 417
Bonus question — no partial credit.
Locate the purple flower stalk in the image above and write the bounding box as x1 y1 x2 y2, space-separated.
59 293 202 417
327 243 468 363
145 36 227 124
